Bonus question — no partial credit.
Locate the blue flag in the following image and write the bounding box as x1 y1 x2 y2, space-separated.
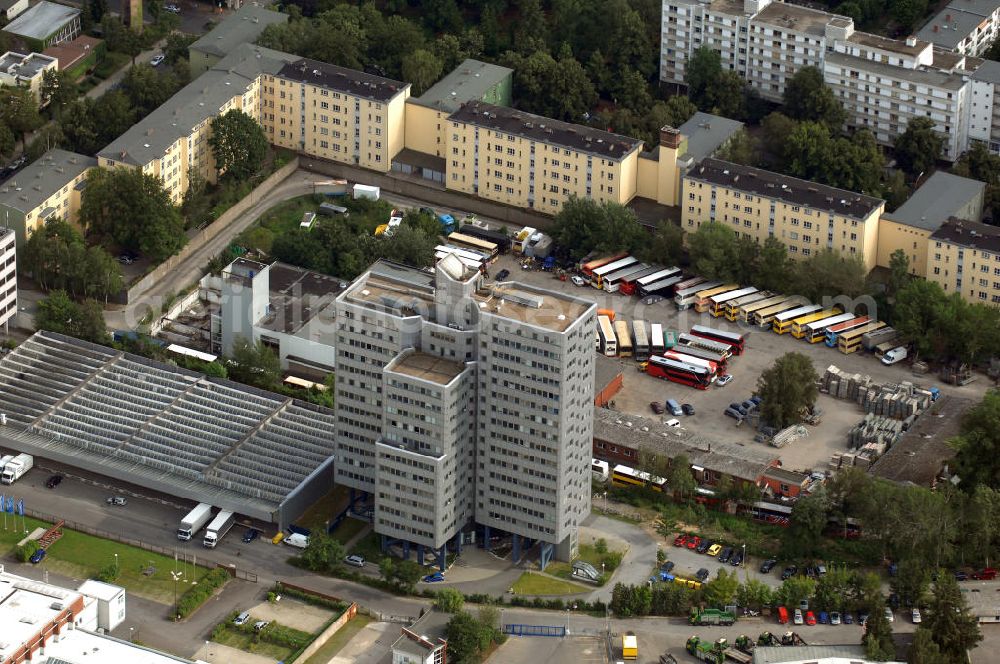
17 499 23 517
0 495 5 512
6 496 13 514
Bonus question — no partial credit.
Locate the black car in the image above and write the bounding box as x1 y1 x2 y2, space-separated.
660 560 675 573
242 528 259 543
45 475 63 489
781 565 798 580
695 568 710 581
730 549 744 566
696 539 711 554
682 403 695 416
495 269 510 281
718 546 733 563
954 570 969 581
760 559 777 573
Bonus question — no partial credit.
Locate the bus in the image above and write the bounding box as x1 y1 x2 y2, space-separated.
665 348 722 374
592 256 638 289
675 281 722 309
753 299 807 329
837 321 886 354
824 316 871 347
725 291 770 321
632 321 650 361
644 355 713 390
435 245 490 267
597 315 617 356
580 252 628 281
639 274 684 298
677 332 733 359
620 266 669 296
634 267 682 294
737 295 788 324
673 339 729 368
457 224 511 253
709 286 758 318
690 325 747 355
603 262 651 293
650 323 665 356
672 276 706 294
447 232 499 260
786 309 840 337
614 320 633 357
693 284 739 313
769 304 822 334
801 312 856 343
611 464 667 492
592 458 610 483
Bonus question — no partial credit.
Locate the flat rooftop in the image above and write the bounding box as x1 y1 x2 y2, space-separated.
753 645 876 664
3 1 79 40
388 352 467 385
0 51 55 78
685 158 884 220
43 34 103 70
189 2 287 58
0 148 95 215
869 395 970 486
277 57 408 103
931 217 1000 252
0 331 337 520
763 466 810 484
342 260 437 315
917 8 984 49
0 574 81 663
972 57 1000 83
883 171 986 231
847 30 932 57
449 101 642 161
593 408 777 482
475 283 593 332
412 58 512 113
259 262 344 337
826 50 969 90
677 111 744 164
754 2 838 37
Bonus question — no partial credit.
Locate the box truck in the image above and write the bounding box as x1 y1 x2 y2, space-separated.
203 510 235 548
352 184 380 200
1 453 32 484
177 503 213 541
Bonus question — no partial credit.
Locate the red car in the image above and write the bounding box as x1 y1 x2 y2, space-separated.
973 568 997 580
805 611 817 626
673 534 688 547
686 536 701 550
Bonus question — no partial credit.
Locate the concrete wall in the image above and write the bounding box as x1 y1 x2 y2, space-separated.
294 602 358 663
875 218 931 274
126 157 299 304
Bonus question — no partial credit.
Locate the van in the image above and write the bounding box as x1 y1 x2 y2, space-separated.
318 202 348 216
777 606 789 624
666 399 683 416
881 346 908 365
284 533 309 549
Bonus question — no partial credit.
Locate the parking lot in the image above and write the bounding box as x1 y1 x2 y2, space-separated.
491 254 990 475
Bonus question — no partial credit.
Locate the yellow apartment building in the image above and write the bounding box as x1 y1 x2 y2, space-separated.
876 171 986 276
444 101 642 215
681 158 885 270
0 149 96 245
261 58 409 173
926 217 1000 305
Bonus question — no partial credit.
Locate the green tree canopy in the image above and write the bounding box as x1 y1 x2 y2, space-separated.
894 117 943 178
783 66 846 129
686 221 739 281
756 352 819 429
298 532 346 573
226 336 281 390
445 611 499 663
35 291 109 344
863 596 896 661
401 49 444 96
703 568 739 607
550 197 648 261
209 109 269 182
907 628 947 664
923 574 982 659
952 391 1000 493
668 453 697 500
793 248 869 302
783 490 829 558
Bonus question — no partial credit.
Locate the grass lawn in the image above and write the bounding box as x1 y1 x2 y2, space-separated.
93 52 129 80
296 485 349 532
545 542 623 585
348 531 384 563
211 627 297 661
303 614 373 664
0 516 210 603
330 517 368 546
512 572 588 596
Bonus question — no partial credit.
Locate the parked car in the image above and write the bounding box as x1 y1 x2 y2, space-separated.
681 403 695 416
665 418 681 428
233 611 251 626
954 570 969 581
242 528 259 543
253 621 269 632
150 54 165 67
423 572 445 583
760 559 777 573
30 548 46 564
724 407 743 421
571 275 586 286
673 534 688 547
695 568 710 581
830 611 841 625
716 374 733 386
686 536 701 550
729 549 743 566
781 565 797 580
729 402 747 416
163 3 180 12
818 611 829 624
45 475 63 489
660 561 675 573
972 568 998 580
344 554 365 568
650 401 665 414
495 269 510 281
106 496 127 506
805 611 817 626
843 612 854 625
718 547 733 563
793 609 804 625
884 607 894 623
695 539 711 554
707 544 723 557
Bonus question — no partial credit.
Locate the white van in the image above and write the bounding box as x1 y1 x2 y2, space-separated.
881 347 908 365
283 533 309 549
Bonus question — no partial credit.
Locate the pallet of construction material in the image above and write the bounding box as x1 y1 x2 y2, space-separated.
771 425 808 448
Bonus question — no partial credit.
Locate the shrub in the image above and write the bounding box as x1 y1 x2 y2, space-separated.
434 587 465 613
175 568 230 619
271 583 347 613
96 562 120 583
15 541 39 563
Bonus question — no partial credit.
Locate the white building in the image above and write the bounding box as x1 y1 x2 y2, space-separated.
659 0 985 159
917 0 1000 57
391 628 446 664
967 59 1000 153
77 579 127 632
753 644 903 664
0 228 15 332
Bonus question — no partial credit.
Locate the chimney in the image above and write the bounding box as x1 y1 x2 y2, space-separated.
946 13 952 20
934 24 939 32
906 35 917 47
659 126 683 149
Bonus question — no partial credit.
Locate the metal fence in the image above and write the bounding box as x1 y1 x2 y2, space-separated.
502 624 566 637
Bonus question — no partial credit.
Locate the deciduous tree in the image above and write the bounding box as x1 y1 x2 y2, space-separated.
756 352 819 429
227 336 280 390
35 291 109 344
783 66 846 129
703 568 739 607
951 391 1000 493
401 49 443 96
550 197 648 261
209 109 269 181
894 117 943 178
668 453 697 500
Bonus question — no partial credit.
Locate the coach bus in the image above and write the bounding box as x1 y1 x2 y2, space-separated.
663 349 719 377
753 299 807 329
632 320 650 361
677 332 733 359
693 284 739 314
644 355 714 389
639 274 685 298
785 308 840 337
672 340 729 369
689 325 747 355
768 304 822 334
592 458 610 483
801 312 855 343
619 266 667 296
824 316 871 347
611 464 667 491
675 281 722 310
725 291 770 321
837 321 886 354
614 320 633 357
597 315 617 356
708 286 758 318
650 323 665 356
581 252 628 281
737 295 788 325
592 256 638 289
447 232 499 260
603 262 651 293
634 267 682 296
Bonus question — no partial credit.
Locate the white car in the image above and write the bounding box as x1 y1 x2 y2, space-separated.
233 611 250 626
793 608 804 625
150 55 165 67
716 374 734 386
163 3 180 12
344 554 365 568
665 418 681 428
571 275 586 286
912 608 921 624
884 607 894 623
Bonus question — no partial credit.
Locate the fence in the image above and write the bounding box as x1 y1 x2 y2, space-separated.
502 624 566 637
291 602 358 663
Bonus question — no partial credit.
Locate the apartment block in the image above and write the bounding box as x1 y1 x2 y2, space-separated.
917 0 1000 57
681 157 885 269
0 51 57 104
334 256 595 565
188 3 287 77
261 58 409 173
0 228 15 331
967 59 1000 153
0 148 96 245
926 217 1000 304
445 101 642 215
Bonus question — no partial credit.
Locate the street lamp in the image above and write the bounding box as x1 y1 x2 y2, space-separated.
129 627 134 643
742 544 746 568
171 571 183 618
602 491 607 513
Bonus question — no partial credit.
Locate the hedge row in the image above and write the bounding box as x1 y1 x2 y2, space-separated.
176 568 230 619
271 583 347 613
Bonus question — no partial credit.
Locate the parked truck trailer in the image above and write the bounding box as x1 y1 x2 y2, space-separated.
203 510 236 548
1 453 33 484
177 503 214 541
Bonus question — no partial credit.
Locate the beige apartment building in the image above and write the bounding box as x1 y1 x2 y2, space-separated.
926 218 1000 305
0 51 57 105
681 158 885 269
444 101 642 215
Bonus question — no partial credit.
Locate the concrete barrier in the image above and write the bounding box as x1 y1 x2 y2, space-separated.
293 602 358 663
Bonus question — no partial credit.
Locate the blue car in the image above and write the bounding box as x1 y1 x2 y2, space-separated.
843 612 854 625
423 572 445 583
819 611 829 624
242 528 259 543
30 548 46 564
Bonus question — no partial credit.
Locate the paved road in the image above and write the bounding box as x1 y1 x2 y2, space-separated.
584 514 658 601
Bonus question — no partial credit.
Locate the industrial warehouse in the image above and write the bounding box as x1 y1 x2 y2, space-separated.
0 331 336 527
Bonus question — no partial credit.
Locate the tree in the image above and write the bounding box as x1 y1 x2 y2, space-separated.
923 574 982 659
0 123 13 159
401 49 444 96
102 16 143 64
953 142 1000 221
21 219 123 300
760 112 799 169
637 223 684 266
794 248 869 302
756 352 819 429
658 96 698 128
964 486 1000 565
0 86 42 149
737 579 774 609
39 69 78 117
783 66 846 129
716 129 757 166
226 337 280 389
776 575 816 609
703 568 739 607
894 118 943 178
164 33 198 65
783 490 829 558
890 559 931 608
668 453 697 500
755 237 795 293
686 221 740 281
299 532 346 573
951 391 1000 493
550 197 648 261
892 278 947 359
209 109 268 181
863 596 896 661
445 611 496 663
907 628 947 664
891 0 928 31
886 248 911 300
35 291 110 344
434 587 465 613
685 47 722 111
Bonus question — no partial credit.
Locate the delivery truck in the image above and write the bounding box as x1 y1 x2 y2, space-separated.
203 510 236 548
177 503 213 541
352 184 380 200
1 453 32 484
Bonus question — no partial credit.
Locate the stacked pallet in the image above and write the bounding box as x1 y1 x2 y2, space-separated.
847 413 904 451
821 366 934 421
770 425 808 448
